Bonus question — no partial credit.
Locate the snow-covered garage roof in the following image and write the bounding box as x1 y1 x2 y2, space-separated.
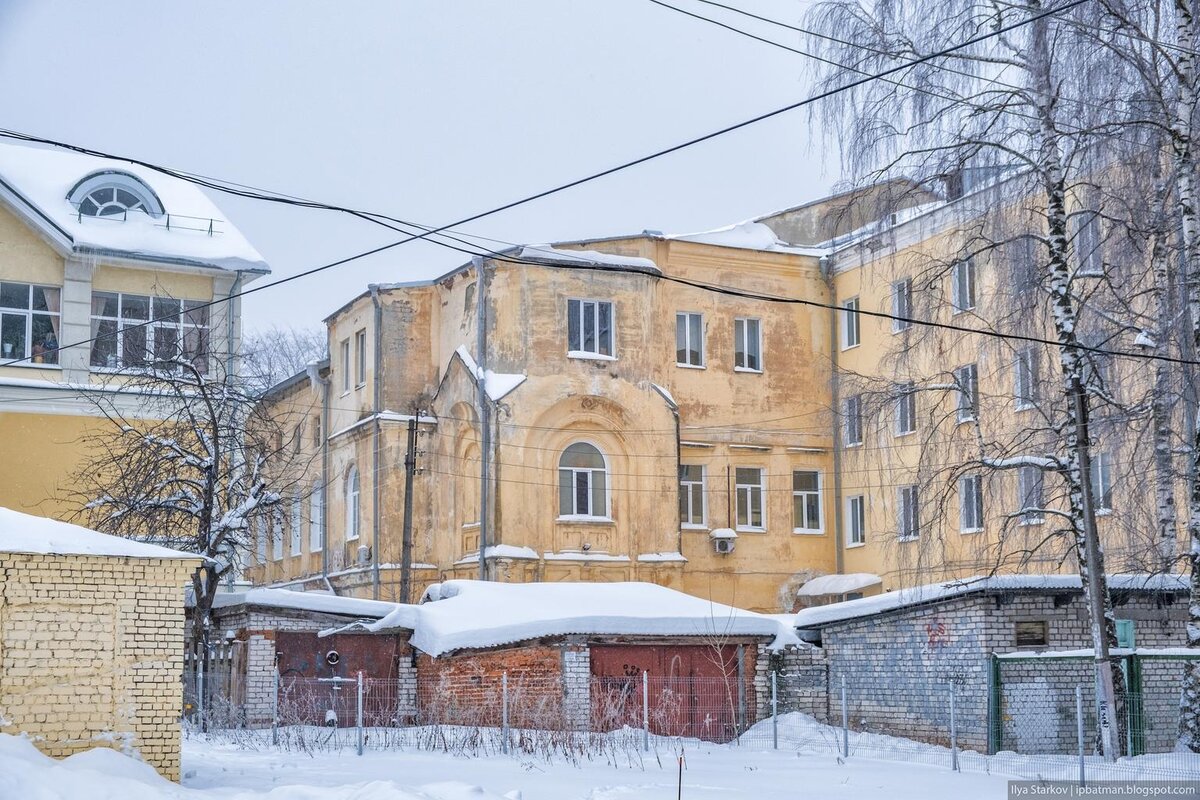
795 572 881 597
793 573 1189 630
208 587 397 619
0 506 202 560
0 140 268 273
328 580 799 656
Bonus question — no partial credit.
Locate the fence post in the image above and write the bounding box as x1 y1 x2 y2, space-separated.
271 672 279 747
642 670 650 753
198 658 206 733
771 670 778 750
949 682 959 772
356 671 364 757
501 671 509 755
1076 684 1086 787
840 675 849 759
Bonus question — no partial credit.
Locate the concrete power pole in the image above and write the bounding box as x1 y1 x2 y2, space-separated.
473 256 490 582
399 415 417 604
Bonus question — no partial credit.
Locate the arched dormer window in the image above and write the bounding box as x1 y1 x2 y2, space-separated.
345 466 360 541
557 442 609 519
67 170 164 219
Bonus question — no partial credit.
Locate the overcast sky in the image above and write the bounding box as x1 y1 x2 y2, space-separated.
0 0 835 333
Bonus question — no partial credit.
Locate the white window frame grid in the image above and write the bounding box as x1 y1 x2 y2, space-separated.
1075 212 1103 276
675 311 705 368
951 259 977 313
959 474 984 533
1091 451 1113 513
791 470 823 534
290 494 303 555
846 495 866 546
1015 348 1038 410
567 298 615 359
844 394 863 447
891 278 913 332
255 516 267 565
0 282 61 365
898 485 920 541
735 466 766 531
1018 465 1045 525
955 363 979 423
557 442 610 520
895 382 916 436
346 466 361 540
309 483 324 552
734 317 762 372
272 507 284 561
340 339 351 393
841 297 861 349
679 464 707 528
89 291 209 374
354 329 367 387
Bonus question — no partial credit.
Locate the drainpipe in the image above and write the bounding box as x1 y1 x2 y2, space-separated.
473 257 491 582
822 254 845 575
370 286 383 599
225 270 244 378
307 357 334 594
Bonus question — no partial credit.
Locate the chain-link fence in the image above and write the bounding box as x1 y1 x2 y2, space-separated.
183 664 1200 782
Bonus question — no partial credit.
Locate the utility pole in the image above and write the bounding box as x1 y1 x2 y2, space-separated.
399 415 418 604
473 256 490 582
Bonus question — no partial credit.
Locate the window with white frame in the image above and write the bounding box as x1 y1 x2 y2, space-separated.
792 470 822 532
558 442 609 518
955 363 979 422
841 297 861 349
735 467 765 530
567 298 614 358
89 292 209 373
679 464 706 527
959 474 984 532
69 172 163 218
847 495 866 546
844 394 863 446
354 329 367 387
255 516 267 565
898 485 920 540
951 259 976 313
1018 465 1044 524
0 282 60 365
1075 211 1103 276
290 494 303 555
346 465 361 540
1091 451 1113 512
676 312 704 367
895 382 916 436
734 317 762 371
1015 348 1038 409
340 339 350 393
892 278 913 332
272 507 284 560
309 482 324 552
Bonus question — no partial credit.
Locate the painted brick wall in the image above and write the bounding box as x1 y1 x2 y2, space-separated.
0 552 196 780
416 644 568 729
754 643 827 721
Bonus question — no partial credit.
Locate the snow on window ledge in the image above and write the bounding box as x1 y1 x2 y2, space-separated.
675 362 706 370
897 534 919 543
555 515 614 525
681 523 708 532
733 366 763 374
735 526 766 534
845 541 866 549
567 351 617 362
792 528 825 535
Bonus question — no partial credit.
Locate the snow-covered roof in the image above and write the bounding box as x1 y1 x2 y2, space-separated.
796 573 881 597
210 587 397 618
330 580 800 656
452 346 526 401
0 506 203 560
0 140 268 273
793 574 1189 630
516 245 661 275
665 221 826 257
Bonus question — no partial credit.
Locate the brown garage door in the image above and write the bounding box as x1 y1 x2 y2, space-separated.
275 632 404 727
589 644 748 742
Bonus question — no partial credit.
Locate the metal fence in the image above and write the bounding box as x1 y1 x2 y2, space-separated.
183 667 1200 782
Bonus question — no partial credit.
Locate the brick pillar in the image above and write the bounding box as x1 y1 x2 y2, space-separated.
243 631 277 727
561 645 591 731
396 647 418 721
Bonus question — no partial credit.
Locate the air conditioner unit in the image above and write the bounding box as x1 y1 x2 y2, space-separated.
714 538 735 555
356 544 372 565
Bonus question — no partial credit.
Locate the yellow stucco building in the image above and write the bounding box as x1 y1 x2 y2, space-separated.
0 140 267 521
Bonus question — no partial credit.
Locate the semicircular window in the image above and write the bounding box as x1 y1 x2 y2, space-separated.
67 171 164 219
78 186 151 218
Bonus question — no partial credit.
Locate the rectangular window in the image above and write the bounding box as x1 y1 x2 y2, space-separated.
1091 451 1113 512
951 259 976 313
558 459 607 517
272 508 284 561
675 312 704 367
895 382 916 436
1014 620 1049 647
1115 619 1136 649
89 292 208 373
567 298 614 358
734 317 762 371
309 484 324 552
735 467 765 530
844 394 863 446
312 416 322 447
679 465 706 527
0 282 61 365
1018 466 1045 525
955 363 979 423
292 424 302 454
959 474 984 532
354 329 367 387
898 485 920 541
847 495 866 546
841 297 860 349
290 494 303 555
1015 348 1038 409
340 339 350 392
1075 212 1102 276
255 517 267 565
792 470 822 533
891 278 913 332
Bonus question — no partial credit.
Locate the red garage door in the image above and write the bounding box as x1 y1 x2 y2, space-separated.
275 632 404 727
589 644 748 742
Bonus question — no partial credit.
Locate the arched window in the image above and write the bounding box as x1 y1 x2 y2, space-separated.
558 442 608 518
67 171 164 219
345 466 360 541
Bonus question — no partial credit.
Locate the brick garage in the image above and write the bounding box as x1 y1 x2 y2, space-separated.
0 508 202 780
792 574 1191 753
